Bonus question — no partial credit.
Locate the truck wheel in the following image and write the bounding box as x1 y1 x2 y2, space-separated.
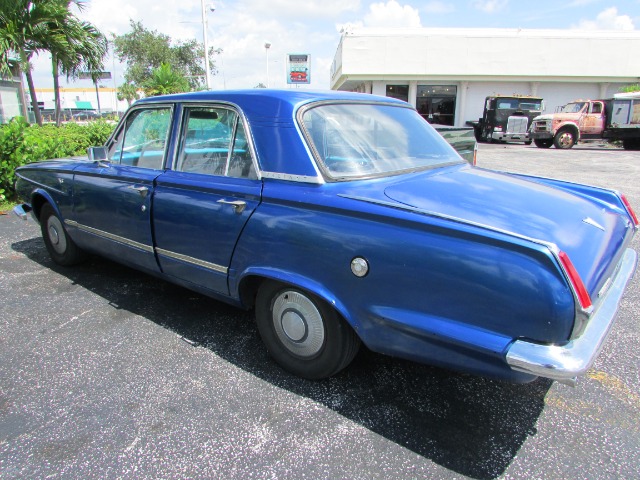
534 139 553 148
622 139 640 150
554 129 576 149
255 281 360 379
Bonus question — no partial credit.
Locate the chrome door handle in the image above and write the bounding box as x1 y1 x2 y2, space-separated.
128 185 149 198
217 199 246 214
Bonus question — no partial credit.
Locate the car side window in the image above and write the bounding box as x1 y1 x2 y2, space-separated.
107 107 172 169
177 106 256 179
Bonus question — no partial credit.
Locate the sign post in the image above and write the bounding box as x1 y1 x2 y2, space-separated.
79 71 112 113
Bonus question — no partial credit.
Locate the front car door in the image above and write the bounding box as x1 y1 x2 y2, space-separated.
152 104 262 295
70 105 174 272
580 101 606 136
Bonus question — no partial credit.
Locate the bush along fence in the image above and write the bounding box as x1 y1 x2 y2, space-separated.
0 118 115 202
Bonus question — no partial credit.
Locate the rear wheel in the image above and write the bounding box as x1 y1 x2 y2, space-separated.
40 203 86 266
255 281 360 379
622 138 640 150
554 129 576 149
534 139 553 148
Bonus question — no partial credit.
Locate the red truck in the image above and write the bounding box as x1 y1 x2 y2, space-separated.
530 92 640 150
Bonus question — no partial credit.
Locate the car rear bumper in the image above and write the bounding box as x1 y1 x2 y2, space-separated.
505 247 637 386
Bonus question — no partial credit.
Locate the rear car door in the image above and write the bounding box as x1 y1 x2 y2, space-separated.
70 105 174 271
152 105 262 295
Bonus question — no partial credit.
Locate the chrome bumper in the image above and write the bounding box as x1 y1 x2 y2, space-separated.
506 248 637 386
13 203 32 220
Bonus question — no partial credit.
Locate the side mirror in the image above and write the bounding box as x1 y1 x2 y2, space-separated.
87 146 108 162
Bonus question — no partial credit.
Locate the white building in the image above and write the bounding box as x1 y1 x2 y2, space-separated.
330 28 640 126
34 87 131 119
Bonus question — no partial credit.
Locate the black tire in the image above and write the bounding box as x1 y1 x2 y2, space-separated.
622 138 640 150
553 129 576 149
255 281 360 379
40 203 86 266
534 139 553 148
524 140 533 146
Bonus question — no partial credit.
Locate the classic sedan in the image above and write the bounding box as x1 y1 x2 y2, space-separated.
14 90 638 385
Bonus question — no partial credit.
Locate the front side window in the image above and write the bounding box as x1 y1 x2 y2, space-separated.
107 107 172 169
176 106 256 179
301 103 461 181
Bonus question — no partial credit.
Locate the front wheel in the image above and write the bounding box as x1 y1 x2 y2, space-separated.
622 138 640 150
533 139 553 148
553 129 576 149
40 203 86 266
255 281 360 379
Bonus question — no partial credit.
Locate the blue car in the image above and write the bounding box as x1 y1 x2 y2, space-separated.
14 90 638 385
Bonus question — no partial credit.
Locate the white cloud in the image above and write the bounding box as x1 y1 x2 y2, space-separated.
471 0 509 13
423 1 455 14
574 7 635 30
363 1 422 28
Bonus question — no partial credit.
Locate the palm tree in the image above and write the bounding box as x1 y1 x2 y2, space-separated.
117 82 140 107
143 63 189 97
48 2 107 125
0 0 68 125
0 0 106 126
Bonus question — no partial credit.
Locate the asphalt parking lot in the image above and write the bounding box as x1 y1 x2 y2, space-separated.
1 143 639 479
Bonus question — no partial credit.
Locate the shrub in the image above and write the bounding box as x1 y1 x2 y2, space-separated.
0 118 115 201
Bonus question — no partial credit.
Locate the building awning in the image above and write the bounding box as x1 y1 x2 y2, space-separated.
74 101 93 110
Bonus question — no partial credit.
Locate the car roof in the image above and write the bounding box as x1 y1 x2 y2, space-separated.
135 89 409 124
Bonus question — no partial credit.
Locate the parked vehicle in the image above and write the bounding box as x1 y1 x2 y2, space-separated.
530 92 640 149
433 124 477 165
467 95 544 144
14 90 638 385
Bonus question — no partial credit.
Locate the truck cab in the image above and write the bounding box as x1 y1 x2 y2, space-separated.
468 95 544 144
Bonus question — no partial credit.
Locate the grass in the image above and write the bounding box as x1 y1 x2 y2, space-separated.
0 199 17 215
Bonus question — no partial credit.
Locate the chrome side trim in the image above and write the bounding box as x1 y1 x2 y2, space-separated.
155 248 228 274
65 220 154 253
15 172 68 196
506 248 637 385
261 171 324 184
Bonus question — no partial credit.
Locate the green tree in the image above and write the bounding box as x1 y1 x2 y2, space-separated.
117 82 140 107
0 0 67 125
113 20 220 91
619 84 640 93
49 1 107 125
143 63 189 97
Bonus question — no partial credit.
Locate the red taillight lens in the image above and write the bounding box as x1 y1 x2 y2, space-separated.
621 194 639 227
558 251 592 310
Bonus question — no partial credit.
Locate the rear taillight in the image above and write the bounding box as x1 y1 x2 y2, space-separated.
558 251 592 310
621 194 639 227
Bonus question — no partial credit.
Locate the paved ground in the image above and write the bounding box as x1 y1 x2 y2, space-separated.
1 143 639 479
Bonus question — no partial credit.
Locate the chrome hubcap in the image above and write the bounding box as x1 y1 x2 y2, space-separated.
47 216 67 255
272 290 324 357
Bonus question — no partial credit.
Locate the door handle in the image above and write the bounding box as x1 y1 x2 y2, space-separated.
128 185 149 198
217 199 246 214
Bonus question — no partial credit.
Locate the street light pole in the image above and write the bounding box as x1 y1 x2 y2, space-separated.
264 42 271 88
201 0 212 90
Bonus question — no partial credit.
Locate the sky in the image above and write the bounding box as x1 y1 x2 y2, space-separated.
31 0 640 92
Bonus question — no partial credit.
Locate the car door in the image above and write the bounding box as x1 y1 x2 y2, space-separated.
580 101 605 136
70 105 174 272
152 105 262 295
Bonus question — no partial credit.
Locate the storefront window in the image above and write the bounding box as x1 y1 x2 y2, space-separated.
416 85 457 126
386 85 409 102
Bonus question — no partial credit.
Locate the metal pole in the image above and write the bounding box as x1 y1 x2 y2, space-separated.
201 0 211 90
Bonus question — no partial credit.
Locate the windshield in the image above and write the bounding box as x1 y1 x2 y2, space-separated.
563 102 586 113
496 98 543 110
300 103 461 180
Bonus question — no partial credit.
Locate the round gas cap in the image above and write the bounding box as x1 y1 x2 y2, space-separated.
350 257 369 277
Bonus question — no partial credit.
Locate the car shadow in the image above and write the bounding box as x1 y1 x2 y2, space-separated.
12 237 551 480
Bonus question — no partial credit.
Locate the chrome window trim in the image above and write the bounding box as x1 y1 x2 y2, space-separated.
261 171 324 184
155 248 228 274
65 220 154 253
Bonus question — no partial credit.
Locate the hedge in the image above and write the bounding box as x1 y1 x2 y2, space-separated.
0 118 115 201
